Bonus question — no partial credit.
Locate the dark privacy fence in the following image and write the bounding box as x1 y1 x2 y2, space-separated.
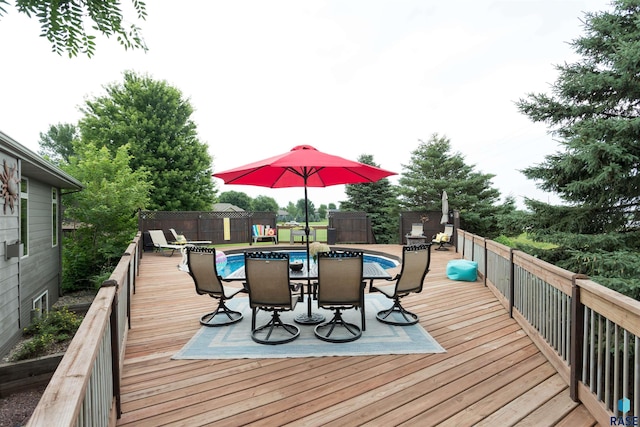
138 209 459 246
138 210 277 247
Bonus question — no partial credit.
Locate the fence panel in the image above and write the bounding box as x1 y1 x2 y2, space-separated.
485 240 512 308
577 279 639 419
329 211 370 243
469 232 639 426
139 211 277 245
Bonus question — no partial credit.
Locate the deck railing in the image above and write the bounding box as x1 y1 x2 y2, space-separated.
26 233 140 427
458 229 639 426
24 230 639 425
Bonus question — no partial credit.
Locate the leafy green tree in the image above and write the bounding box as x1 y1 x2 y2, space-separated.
398 134 502 237
0 0 147 57
38 123 78 164
62 142 151 290
218 191 252 211
328 203 337 210
252 195 278 212
78 71 216 211
516 0 640 299
342 154 399 243
317 204 328 220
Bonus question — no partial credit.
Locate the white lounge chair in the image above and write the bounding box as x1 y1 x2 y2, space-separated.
405 223 428 245
169 228 212 245
432 224 454 251
148 230 188 257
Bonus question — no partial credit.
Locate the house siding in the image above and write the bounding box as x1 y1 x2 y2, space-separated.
0 132 80 358
19 180 61 328
0 152 21 356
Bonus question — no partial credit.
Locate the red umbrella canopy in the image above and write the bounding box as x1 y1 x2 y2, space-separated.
213 145 396 187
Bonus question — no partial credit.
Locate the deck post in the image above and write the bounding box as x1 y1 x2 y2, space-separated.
483 238 487 287
570 278 584 402
509 248 515 318
103 279 122 419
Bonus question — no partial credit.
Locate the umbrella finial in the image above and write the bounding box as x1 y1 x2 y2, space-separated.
291 145 317 152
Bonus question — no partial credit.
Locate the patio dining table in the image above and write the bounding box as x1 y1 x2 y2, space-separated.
224 261 392 282
224 261 392 325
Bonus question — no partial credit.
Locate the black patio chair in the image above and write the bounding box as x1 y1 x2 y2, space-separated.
245 251 301 345
185 247 245 326
314 250 366 343
370 243 431 325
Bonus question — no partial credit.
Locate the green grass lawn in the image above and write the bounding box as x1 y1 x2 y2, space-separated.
498 233 557 249
208 221 330 249
277 221 328 243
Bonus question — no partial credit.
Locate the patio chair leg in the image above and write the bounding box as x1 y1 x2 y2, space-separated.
252 311 300 345
376 299 419 326
314 308 362 343
200 300 243 327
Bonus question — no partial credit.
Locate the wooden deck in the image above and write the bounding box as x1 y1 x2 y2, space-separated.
117 245 599 426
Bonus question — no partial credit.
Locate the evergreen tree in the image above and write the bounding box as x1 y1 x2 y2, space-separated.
517 0 640 233
342 154 398 243
78 71 216 211
296 198 316 221
285 201 298 221
398 134 501 237
516 0 640 299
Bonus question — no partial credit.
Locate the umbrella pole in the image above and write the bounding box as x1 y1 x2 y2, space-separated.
294 177 325 325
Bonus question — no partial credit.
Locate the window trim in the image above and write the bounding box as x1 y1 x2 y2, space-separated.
32 290 49 319
52 187 58 247
20 178 29 258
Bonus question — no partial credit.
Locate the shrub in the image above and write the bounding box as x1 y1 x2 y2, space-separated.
12 308 83 361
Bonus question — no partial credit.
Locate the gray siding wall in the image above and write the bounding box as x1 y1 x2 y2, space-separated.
0 153 21 356
20 179 61 328
0 172 62 357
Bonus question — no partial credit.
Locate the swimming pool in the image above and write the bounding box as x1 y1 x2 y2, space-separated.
218 250 399 278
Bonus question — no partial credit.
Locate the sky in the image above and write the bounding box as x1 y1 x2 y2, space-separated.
0 0 614 209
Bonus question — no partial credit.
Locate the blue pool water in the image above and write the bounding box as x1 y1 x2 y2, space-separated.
218 251 398 277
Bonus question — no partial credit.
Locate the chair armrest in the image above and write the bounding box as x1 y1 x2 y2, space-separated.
368 274 398 293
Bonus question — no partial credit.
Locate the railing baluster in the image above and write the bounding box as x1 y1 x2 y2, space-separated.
614 324 620 416
635 335 639 418
582 309 588 385
623 330 629 413
604 319 612 408
597 314 603 400
590 309 596 392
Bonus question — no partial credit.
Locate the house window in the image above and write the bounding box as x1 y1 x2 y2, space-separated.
52 188 58 247
20 178 28 257
32 291 49 319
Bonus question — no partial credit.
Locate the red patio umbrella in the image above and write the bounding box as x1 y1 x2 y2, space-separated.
213 145 396 324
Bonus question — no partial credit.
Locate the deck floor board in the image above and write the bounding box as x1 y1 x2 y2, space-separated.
116 244 599 426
